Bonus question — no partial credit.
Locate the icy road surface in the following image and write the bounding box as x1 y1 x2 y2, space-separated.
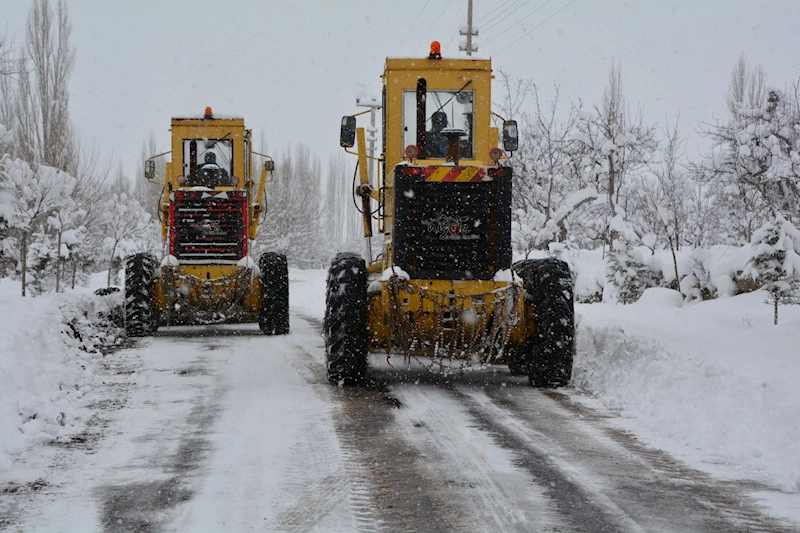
1 289 797 531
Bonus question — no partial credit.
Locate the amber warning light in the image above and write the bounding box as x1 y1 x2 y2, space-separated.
204 106 213 119
429 41 442 60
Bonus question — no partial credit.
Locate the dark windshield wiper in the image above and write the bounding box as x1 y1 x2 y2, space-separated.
198 132 232 171
427 80 473 124
198 132 231 158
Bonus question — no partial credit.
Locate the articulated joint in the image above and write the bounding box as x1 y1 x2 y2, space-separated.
356 183 373 197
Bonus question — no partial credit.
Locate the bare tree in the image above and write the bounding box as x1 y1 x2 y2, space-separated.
258 143 326 267
494 68 534 122
636 118 689 287
727 53 766 121
12 0 76 172
325 151 360 251
0 34 25 79
571 63 657 247
0 33 25 129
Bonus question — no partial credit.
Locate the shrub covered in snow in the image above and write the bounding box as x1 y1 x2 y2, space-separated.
744 215 800 324
606 238 657 304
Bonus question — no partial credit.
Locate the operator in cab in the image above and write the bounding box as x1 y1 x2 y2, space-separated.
197 152 230 187
426 111 448 158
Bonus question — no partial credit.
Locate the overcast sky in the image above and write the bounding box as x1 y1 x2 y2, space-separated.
2 0 799 181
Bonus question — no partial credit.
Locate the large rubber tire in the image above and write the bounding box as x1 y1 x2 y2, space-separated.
525 258 575 387
505 344 529 376
505 259 538 375
259 252 290 335
512 259 537 280
124 253 157 337
324 253 368 386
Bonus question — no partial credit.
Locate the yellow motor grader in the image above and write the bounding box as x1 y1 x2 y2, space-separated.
326 42 574 386
126 107 289 335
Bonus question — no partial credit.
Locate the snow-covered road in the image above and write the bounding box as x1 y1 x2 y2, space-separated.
2 300 796 532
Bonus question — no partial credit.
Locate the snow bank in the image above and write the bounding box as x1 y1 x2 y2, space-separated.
0 282 124 472
574 291 800 493
632 287 683 308
518 244 761 303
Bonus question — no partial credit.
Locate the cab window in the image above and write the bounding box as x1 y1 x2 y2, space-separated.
183 138 234 187
402 89 474 159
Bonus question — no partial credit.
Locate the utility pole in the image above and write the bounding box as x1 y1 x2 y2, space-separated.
356 96 381 188
459 0 479 56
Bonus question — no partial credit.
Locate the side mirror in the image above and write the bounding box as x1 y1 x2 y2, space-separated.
264 160 275 172
340 116 356 148
144 159 155 180
502 120 518 152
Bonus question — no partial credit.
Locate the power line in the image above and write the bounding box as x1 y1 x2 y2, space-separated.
477 0 518 22
418 0 455 51
393 0 433 55
494 0 577 56
446 27 461 49
477 0 528 33
481 0 554 43
446 0 522 54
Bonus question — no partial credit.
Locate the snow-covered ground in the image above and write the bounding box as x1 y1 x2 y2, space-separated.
1 264 799 527
574 289 800 523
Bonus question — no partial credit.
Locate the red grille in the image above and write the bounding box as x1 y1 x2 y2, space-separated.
169 191 247 263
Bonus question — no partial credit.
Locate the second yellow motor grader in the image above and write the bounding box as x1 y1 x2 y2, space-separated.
326 42 574 386
126 107 289 335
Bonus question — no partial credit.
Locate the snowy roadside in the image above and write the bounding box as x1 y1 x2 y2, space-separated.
0 278 124 473
573 288 800 515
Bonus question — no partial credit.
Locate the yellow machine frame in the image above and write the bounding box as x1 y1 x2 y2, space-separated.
146 112 274 323
346 52 531 359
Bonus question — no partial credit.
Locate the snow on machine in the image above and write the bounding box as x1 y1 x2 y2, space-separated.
326 42 575 386
126 107 288 335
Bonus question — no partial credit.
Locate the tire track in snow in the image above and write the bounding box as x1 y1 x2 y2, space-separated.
293 314 479 532
457 386 797 533
542 390 798 533
302 316 552 533
267 473 352 532
266 317 383 533
162 326 366 532
389 385 571 533
96 348 224 533
298 313 605 531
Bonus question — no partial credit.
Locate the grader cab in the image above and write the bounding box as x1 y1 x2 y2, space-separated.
125 107 289 335
326 43 575 386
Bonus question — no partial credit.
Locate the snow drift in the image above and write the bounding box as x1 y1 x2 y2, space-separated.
0 281 124 472
574 289 800 494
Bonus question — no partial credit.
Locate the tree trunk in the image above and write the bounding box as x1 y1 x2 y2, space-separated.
55 230 61 292
20 233 28 297
107 241 117 287
71 259 76 289
669 236 679 292
774 299 779 326
607 154 618 243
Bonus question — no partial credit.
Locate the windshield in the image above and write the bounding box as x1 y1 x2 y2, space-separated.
403 89 474 159
182 138 233 186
